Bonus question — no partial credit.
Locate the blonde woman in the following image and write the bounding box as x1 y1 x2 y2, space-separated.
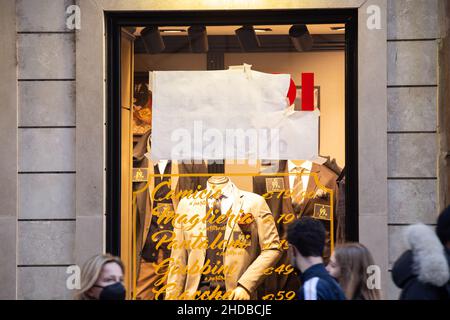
75 254 126 300
326 243 381 300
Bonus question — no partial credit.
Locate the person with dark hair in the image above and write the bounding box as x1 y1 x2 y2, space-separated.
392 206 450 300
287 217 346 300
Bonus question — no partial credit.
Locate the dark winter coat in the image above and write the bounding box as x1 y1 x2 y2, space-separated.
392 224 450 300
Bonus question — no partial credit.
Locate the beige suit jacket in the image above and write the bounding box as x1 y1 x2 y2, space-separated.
165 184 282 300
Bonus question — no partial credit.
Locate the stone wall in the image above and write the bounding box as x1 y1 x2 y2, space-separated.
0 0 17 300
16 0 75 299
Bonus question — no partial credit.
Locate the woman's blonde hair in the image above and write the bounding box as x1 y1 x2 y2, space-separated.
74 253 125 300
333 243 381 300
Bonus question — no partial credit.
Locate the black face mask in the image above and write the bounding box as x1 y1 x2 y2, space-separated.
94 282 126 300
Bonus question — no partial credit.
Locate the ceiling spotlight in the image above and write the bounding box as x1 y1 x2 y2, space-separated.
235 25 261 52
141 26 165 54
289 24 313 52
188 25 209 53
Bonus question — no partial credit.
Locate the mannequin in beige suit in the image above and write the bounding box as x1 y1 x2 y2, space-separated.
164 177 282 300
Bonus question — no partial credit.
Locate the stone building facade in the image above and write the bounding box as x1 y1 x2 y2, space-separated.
0 0 449 299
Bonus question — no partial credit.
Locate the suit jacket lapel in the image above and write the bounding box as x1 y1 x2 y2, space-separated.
283 167 294 215
199 200 207 246
170 161 179 193
147 161 155 201
224 185 243 252
171 161 180 209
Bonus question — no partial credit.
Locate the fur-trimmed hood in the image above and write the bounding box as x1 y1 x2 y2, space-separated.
392 224 450 288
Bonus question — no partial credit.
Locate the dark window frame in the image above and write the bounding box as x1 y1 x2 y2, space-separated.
105 9 359 256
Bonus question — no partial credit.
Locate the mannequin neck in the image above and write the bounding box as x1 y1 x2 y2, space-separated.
207 176 230 196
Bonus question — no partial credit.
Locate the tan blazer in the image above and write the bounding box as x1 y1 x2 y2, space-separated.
165 184 282 300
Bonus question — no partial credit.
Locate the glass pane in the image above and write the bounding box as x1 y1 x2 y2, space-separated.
121 23 346 300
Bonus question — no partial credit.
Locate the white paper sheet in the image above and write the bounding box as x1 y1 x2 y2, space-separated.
150 68 319 161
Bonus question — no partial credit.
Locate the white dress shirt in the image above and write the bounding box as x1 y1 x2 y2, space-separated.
157 160 169 174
